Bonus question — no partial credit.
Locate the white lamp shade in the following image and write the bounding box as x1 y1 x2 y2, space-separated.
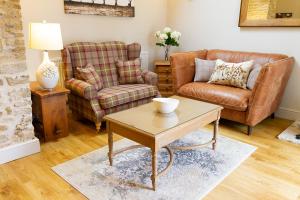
29 22 63 50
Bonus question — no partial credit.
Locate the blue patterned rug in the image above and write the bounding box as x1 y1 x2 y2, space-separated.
53 131 256 200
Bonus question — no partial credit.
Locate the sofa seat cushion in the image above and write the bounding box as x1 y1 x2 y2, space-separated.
97 84 158 109
178 82 252 111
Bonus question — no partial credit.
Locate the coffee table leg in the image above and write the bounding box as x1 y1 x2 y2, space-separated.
213 119 219 151
108 122 113 166
151 150 157 191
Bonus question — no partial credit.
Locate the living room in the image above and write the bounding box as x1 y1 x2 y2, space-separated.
0 0 299 199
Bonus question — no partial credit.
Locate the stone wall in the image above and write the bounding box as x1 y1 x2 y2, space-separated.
0 0 34 148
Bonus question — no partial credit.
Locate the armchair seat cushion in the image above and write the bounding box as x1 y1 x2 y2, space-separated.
178 82 252 111
97 84 158 109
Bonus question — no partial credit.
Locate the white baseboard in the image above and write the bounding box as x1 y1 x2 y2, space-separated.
0 138 40 164
276 107 300 121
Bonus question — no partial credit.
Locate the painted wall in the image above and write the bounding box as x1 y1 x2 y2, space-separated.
20 0 167 79
167 0 300 120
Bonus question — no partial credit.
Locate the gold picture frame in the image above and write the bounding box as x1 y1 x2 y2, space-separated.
239 0 300 27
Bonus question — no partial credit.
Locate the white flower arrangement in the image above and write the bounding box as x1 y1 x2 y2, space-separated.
155 27 181 60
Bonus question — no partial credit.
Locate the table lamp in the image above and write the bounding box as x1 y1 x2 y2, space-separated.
29 21 63 90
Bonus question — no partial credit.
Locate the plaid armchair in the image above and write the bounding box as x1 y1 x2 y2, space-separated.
62 41 160 132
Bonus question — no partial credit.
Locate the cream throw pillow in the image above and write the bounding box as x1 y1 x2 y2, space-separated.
209 59 254 89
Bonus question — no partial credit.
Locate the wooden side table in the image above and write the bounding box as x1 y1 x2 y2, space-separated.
30 82 70 142
154 60 174 97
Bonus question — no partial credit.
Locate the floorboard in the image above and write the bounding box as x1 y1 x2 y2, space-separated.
0 116 299 200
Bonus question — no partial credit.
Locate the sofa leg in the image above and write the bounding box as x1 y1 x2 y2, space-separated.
95 122 101 132
247 126 253 136
271 113 275 119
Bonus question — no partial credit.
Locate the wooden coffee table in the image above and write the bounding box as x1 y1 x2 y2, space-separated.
104 96 223 191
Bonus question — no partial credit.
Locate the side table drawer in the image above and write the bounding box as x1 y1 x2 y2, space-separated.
160 91 174 97
156 66 172 73
158 84 173 91
158 75 173 83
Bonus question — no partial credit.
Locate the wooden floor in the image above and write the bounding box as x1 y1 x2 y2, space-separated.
0 116 299 200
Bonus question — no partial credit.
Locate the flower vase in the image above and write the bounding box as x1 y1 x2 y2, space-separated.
165 45 170 61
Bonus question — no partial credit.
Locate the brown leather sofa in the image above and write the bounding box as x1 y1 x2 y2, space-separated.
170 49 294 135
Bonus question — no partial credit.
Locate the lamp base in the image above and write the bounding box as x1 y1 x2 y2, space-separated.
36 51 59 90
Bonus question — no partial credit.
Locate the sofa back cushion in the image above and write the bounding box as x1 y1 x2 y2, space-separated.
63 41 141 88
206 49 288 66
127 43 141 60
116 58 144 84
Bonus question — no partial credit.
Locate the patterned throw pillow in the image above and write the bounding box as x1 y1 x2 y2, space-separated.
76 64 103 91
194 58 216 82
208 59 254 89
116 58 144 84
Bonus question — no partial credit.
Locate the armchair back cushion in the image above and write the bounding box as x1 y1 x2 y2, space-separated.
62 41 141 88
116 58 144 84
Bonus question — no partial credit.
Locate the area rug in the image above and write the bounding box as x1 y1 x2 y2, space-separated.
278 121 300 145
52 131 256 200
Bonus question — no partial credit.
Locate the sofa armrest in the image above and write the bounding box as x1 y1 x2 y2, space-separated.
170 50 207 93
65 78 98 100
246 57 294 126
142 70 158 86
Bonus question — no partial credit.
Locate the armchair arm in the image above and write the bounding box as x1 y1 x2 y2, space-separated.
246 57 294 126
65 78 98 100
170 50 207 93
142 70 158 86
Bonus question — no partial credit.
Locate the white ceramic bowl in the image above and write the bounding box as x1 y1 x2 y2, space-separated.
153 98 180 114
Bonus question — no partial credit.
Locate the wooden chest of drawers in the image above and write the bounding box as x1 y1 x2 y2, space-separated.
155 60 174 97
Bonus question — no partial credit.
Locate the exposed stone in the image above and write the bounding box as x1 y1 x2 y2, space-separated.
14 100 31 107
8 88 31 100
0 39 3 51
0 125 8 132
5 107 12 115
0 0 34 148
0 62 27 74
1 117 15 123
6 75 29 86
0 135 9 145
13 107 32 115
